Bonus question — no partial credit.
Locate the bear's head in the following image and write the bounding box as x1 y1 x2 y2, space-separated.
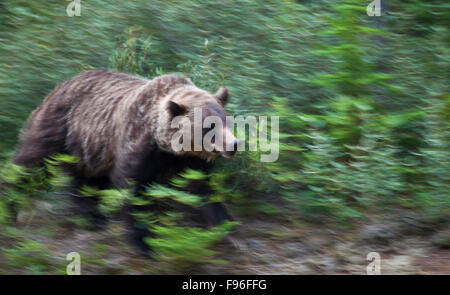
156 85 238 161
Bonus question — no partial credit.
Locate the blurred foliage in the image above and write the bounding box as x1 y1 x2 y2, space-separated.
0 0 449 272
0 155 237 272
2 235 62 274
145 222 237 267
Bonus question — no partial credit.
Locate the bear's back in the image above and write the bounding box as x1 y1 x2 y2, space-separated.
65 71 193 176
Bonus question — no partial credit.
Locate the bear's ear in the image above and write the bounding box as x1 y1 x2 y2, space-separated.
168 101 186 117
215 87 230 105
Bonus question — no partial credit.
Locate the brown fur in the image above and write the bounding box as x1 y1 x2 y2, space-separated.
13 70 235 253
14 70 231 185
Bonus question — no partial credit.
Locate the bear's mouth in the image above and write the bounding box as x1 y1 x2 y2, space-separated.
218 139 238 158
220 150 237 158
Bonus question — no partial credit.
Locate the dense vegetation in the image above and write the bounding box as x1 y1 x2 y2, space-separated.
0 1 448 273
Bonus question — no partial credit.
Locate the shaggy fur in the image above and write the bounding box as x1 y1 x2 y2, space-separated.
13 70 235 254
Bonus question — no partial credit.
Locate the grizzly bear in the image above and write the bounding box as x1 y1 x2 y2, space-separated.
13 70 238 254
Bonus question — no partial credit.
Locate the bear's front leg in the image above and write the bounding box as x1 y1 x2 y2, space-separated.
185 177 233 226
110 148 160 256
199 202 232 226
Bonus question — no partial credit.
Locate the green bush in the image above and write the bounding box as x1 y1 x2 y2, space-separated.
0 0 448 273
